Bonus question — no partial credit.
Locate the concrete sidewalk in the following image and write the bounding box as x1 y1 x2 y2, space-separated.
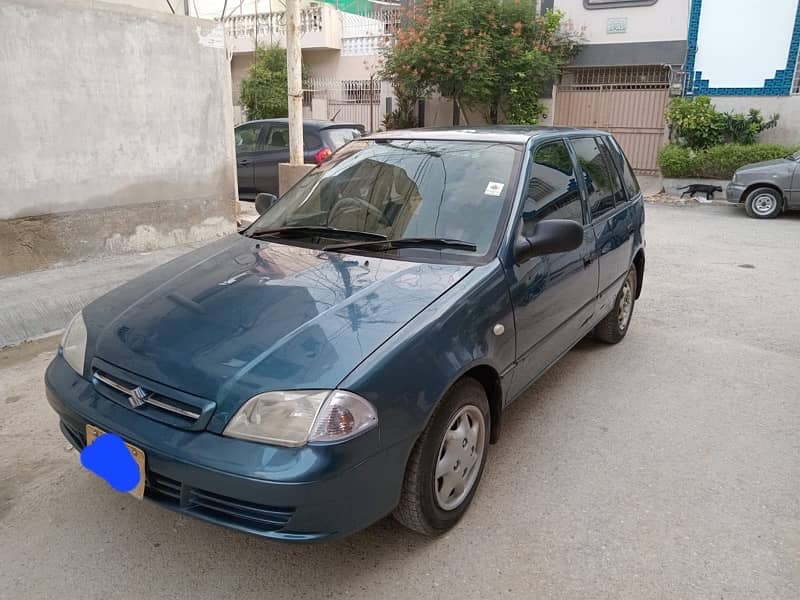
0 242 203 348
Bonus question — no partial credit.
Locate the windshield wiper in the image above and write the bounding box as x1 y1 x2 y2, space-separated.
248 226 387 242
324 237 478 253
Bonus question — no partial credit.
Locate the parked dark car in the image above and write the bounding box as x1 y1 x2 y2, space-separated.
726 151 800 218
235 118 364 200
46 127 645 541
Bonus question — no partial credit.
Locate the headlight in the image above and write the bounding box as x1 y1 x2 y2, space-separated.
223 390 378 447
60 311 87 375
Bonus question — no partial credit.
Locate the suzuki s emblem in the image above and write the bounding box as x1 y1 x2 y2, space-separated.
128 386 149 409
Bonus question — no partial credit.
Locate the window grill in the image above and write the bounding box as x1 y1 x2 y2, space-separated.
560 66 671 91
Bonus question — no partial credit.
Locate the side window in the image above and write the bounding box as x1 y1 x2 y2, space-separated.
597 137 627 205
522 139 584 237
570 137 616 221
264 125 290 150
606 136 641 197
234 123 262 154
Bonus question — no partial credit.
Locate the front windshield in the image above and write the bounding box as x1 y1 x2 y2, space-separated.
248 139 522 259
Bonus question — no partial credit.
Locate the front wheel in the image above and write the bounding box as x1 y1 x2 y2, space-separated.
393 378 490 535
593 265 637 344
744 187 782 219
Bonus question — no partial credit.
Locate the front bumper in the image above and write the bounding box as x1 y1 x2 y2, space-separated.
45 355 409 542
726 182 747 203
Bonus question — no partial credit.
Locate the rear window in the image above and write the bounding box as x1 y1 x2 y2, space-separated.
323 128 363 149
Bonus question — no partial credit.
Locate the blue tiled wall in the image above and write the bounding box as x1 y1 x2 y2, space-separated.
685 0 800 96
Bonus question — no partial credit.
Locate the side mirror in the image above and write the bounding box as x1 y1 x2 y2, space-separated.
255 193 279 215
514 219 584 263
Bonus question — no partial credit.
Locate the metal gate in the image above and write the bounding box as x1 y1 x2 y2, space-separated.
305 78 384 133
554 66 671 175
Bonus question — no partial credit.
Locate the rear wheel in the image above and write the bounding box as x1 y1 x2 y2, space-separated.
393 378 490 535
744 187 782 219
593 265 637 344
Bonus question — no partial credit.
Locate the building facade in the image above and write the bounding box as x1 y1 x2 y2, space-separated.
223 1 398 128
550 0 689 174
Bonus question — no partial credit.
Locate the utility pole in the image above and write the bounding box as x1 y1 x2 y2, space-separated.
286 0 304 165
183 0 189 15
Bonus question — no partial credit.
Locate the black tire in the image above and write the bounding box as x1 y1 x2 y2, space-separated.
393 378 490 535
593 265 637 344
744 187 782 219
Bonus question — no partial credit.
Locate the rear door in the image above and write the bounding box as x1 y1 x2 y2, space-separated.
568 135 636 319
234 122 265 198
253 123 290 196
253 125 328 195
507 138 599 399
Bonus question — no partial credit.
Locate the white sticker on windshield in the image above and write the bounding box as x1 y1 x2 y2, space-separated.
484 182 505 196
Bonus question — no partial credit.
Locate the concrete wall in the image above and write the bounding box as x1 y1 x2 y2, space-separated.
555 0 689 44
712 97 800 146
0 0 237 277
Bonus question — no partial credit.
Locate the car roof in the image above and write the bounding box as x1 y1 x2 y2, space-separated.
238 118 364 130
365 125 611 144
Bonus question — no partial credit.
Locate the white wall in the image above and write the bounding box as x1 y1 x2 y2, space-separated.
694 0 796 87
303 50 375 80
0 0 237 275
102 0 177 13
554 0 689 44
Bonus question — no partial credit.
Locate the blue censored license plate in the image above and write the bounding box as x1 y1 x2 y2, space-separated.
85 424 146 500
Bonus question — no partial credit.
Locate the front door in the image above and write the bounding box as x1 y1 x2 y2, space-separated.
234 122 265 199
507 139 599 400
789 161 800 208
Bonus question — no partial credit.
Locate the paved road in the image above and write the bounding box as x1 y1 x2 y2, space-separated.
1 204 798 599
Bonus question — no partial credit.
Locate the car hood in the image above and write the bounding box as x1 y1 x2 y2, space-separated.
87 235 471 431
737 158 792 173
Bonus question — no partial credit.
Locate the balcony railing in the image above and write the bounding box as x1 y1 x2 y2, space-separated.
223 6 400 55
223 6 324 41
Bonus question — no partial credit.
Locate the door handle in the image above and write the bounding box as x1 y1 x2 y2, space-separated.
238 159 250 166
583 253 598 267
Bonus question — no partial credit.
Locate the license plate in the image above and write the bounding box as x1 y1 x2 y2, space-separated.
85 424 146 500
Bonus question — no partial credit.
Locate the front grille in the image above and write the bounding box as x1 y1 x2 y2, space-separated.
187 489 294 530
144 469 294 533
56 420 293 534
90 361 214 430
148 474 182 504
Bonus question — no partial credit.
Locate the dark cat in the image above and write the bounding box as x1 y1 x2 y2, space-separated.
678 184 723 200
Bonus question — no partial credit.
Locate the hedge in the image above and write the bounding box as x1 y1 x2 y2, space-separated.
657 143 800 179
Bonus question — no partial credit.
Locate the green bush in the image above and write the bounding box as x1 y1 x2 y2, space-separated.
665 97 779 149
240 47 308 120
658 143 800 179
656 144 696 178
